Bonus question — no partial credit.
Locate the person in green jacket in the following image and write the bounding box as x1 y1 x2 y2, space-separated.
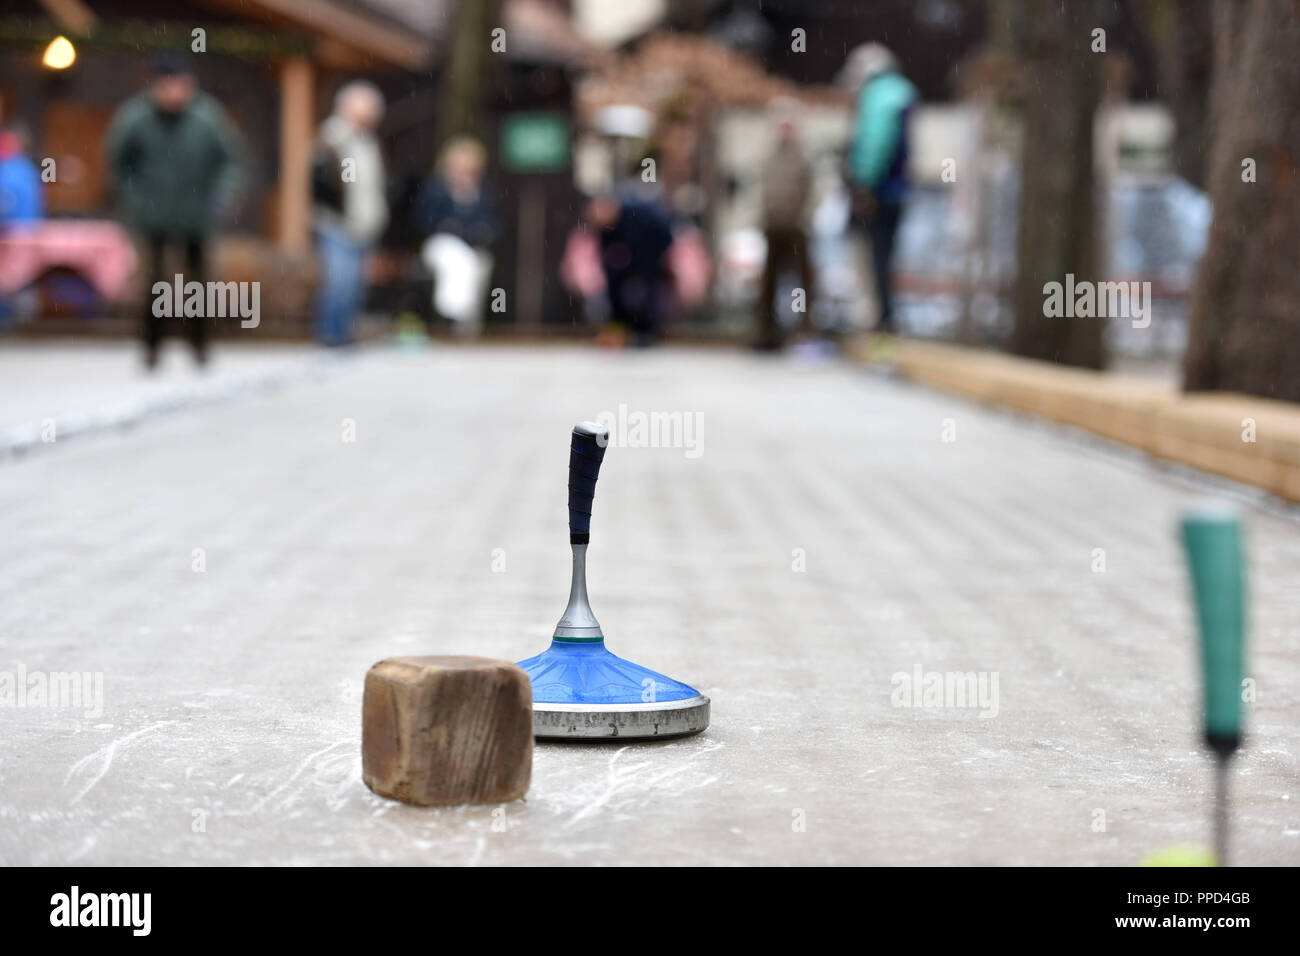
841 43 917 335
106 54 243 367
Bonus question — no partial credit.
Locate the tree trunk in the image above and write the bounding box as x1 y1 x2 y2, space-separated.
1136 0 1215 190
438 0 504 151
1182 0 1300 400
1008 0 1105 369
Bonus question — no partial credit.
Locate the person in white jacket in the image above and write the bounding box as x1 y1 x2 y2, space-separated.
311 82 387 346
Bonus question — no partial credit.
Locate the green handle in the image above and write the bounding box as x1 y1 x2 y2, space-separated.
1180 509 1246 751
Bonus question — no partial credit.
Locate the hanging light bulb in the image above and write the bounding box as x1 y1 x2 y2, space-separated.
43 36 77 70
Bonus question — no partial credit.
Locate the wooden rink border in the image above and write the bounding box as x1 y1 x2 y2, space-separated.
854 338 1300 504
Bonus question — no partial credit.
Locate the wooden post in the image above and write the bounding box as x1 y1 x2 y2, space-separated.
278 56 314 253
438 0 502 147
517 181 546 328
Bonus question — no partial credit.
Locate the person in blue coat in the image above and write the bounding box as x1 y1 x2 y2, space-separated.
0 123 45 326
0 123 45 228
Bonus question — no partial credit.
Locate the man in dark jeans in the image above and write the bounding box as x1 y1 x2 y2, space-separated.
107 55 242 367
863 200 904 334
140 237 206 362
842 44 917 335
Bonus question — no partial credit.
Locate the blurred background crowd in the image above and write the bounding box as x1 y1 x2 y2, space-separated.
0 0 1296 401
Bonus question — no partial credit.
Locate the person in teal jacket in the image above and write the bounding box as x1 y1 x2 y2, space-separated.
106 54 243 367
842 44 917 334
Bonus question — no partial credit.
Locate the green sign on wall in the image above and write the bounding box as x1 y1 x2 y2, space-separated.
501 112 569 173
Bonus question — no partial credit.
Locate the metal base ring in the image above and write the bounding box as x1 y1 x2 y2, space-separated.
532 694 710 741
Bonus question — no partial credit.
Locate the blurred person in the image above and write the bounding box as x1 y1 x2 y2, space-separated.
755 99 815 351
0 122 45 327
413 137 497 335
582 190 675 347
311 81 387 347
106 54 243 368
842 43 917 335
0 123 45 228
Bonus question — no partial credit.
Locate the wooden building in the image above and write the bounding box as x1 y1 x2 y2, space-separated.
0 0 597 332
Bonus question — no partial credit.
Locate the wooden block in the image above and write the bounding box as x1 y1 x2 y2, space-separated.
362 656 532 806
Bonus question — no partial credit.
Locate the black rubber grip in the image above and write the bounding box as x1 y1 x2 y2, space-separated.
568 423 608 535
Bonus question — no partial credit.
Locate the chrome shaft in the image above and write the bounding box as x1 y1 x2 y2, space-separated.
553 542 602 640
